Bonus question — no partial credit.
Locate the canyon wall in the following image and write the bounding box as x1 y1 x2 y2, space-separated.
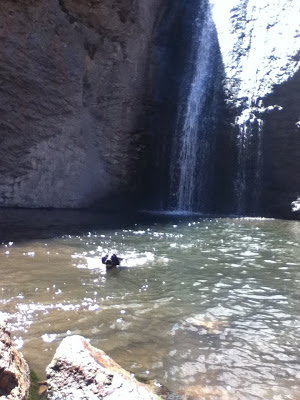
148 0 300 218
210 0 300 218
0 0 163 208
0 0 299 218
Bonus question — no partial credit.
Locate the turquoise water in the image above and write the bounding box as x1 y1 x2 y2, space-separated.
0 212 300 399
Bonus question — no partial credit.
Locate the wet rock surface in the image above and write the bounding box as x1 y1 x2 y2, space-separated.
0 314 30 400
46 335 161 400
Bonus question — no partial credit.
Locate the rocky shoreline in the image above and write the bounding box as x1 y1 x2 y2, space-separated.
0 314 183 400
0 315 30 400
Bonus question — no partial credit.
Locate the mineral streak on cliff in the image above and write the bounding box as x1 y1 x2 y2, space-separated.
0 0 163 208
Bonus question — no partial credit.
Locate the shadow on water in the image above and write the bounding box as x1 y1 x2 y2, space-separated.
0 208 263 244
0 209 142 243
0 208 223 244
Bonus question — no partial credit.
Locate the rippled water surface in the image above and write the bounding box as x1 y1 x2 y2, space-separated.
1 211 300 399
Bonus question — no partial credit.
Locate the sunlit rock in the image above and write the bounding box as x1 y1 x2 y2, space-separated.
210 0 300 216
0 314 30 400
211 0 299 105
291 197 300 212
46 335 161 400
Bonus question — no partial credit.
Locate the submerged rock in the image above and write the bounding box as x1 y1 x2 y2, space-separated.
46 335 161 400
178 384 235 400
0 314 30 400
184 315 229 335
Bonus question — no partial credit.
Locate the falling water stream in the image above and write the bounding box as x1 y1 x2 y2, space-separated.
170 0 220 212
235 107 264 215
1 210 300 399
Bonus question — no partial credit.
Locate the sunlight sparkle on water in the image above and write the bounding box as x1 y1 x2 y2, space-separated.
0 216 300 398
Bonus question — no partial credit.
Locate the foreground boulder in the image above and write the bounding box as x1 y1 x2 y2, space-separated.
0 315 30 400
46 335 161 400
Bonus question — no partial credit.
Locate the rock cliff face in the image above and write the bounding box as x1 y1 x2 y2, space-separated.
148 0 299 218
210 0 300 217
0 0 163 208
0 0 299 217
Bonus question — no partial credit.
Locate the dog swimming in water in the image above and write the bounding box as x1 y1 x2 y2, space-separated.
102 254 122 269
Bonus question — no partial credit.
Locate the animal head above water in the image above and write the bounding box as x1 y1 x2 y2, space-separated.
102 254 121 269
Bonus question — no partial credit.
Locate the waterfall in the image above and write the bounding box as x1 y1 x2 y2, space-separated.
235 105 264 215
169 0 220 212
150 0 299 217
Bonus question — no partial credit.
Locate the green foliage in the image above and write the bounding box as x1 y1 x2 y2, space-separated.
29 370 39 400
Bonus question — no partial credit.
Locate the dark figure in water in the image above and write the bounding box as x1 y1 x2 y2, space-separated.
102 254 122 269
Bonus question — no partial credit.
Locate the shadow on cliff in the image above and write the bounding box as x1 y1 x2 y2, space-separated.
262 67 300 219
